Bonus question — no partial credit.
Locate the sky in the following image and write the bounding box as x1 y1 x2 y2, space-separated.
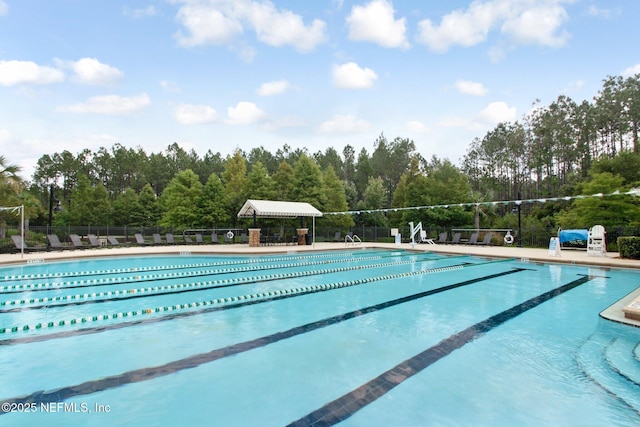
1 0 639 182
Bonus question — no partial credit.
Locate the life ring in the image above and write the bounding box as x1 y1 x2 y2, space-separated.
504 233 514 245
226 231 234 240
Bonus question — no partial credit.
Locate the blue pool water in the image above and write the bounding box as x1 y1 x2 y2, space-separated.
0 249 639 426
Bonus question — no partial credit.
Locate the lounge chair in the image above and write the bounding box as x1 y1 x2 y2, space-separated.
436 232 448 244
107 236 121 246
153 233 163 245
47 234 71 250
241 233 248 243
419 230 435 244
69 234 88 249
211 233 219 244
12 235 45 253
446 232 461 244
87 234 102 248
333 231 342 242
135 233 150 246
587 225 606 256
465 232 479 245
183 234 194 244
195 233 204 244
475 232 493 246
166 233 176 245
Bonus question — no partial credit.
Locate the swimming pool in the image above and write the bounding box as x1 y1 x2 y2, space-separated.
0 249 638 426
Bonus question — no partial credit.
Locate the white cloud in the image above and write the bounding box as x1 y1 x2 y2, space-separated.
55 57 123 85
417 1 499 53
332 62 377 89
174 3 243 46
317 114 371 134
405 121 430 133
454 79 487 96
478 101 516 124
160 80 181 92
128 6 156 18
0 60 65 86
175 103 218 124
241 1 327 52
257 79 290 96
56 93 151 115
417 0 572 53
0 1 7 16
346 0 410 49
587 5 617 18
501 5 569 47
622 64 640 78
173 0 327 52
226 101 267 124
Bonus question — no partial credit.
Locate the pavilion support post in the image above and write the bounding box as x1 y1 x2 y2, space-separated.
248 228 261 247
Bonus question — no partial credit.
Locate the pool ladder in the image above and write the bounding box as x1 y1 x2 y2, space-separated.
345 234 361 246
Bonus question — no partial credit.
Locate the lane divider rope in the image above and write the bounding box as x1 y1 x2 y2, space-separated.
0 255 452 309
0 250 393 282
0 263 473 335
0 254 399 294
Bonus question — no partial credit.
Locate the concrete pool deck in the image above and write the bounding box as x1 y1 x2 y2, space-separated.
1 241 639 327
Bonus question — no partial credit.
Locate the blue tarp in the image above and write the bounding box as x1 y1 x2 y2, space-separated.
559 229 588 244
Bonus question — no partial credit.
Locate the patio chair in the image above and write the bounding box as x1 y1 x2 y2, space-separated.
183 234 194 244
587 225 606 256
419 230 435 244
211 233 219 244
333 231 342 242
436 232 448 244
466 232 479 245
87 234 102 248
47 234 71 250
195 233 204 244
166 233 176 245
12 235 45 253
135 233 150 246
69 234 88 249
153 233 163 245
475 232 493 246
241 233 248 244
446 232 461 244
107 236 121 246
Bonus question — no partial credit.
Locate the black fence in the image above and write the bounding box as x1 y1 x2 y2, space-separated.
1 224 637 254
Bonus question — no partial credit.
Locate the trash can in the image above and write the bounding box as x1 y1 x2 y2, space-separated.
305 234 312 245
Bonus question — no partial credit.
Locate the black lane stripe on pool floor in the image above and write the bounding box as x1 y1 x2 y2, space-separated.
286 275 594 427
0 268 526 409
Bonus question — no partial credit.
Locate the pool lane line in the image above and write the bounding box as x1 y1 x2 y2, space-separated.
0 250 404 283
0 260 516 343
0 254 390 293
0 260 480 335
0 255 466 313
287 275 595 427
0 251 435 295
0 266 526 409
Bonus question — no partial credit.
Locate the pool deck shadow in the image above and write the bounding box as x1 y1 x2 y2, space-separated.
1 241 639 327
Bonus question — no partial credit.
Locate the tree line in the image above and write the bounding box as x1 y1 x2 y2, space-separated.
2 73 640 236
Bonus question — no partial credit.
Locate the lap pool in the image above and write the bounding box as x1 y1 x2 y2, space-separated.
0 249 639 426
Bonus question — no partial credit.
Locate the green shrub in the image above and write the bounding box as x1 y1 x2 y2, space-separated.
617 236 640 259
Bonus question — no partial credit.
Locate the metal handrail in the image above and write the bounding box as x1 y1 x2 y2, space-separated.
345 234 361 246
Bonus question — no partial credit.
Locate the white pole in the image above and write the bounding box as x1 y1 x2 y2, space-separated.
21 205 24 259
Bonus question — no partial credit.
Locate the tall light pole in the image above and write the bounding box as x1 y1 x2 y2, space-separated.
516 191 522 248
47 184 62 250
